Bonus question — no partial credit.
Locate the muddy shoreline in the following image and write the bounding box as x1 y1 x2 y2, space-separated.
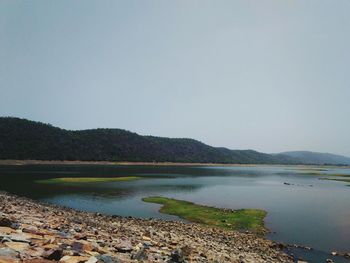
0 191 293 262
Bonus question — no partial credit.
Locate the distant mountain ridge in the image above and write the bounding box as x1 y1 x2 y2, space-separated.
0 117 296 164
280 151 350 166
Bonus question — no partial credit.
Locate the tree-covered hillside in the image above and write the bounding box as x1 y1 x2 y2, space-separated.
0 117 297 164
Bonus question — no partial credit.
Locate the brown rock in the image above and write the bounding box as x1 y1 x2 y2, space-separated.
42 244 58 250
0 259 18 263
71 241 93 252
0 226 16 234
59 255 90 263
142 236 151 241
114 239 133 253
5 242 30 252
85 257 98 263
23 260 56 263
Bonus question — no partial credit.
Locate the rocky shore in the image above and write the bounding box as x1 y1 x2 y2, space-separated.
0 192 293 263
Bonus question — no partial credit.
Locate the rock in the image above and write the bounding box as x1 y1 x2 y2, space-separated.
71 241 92 252
42 248 63 261
0 258 18 263
96 255 121 263
114 239 133 253
0 247 18 259
5 241 30 252
74 227 82 233
0 226 16 234
0 215 13 227
24 260 57 263
2 233 31 243
170 249 185 262
59 255 90 263
132 247 148 260
326 259 334 263
142 236 151 241
85 257 98 263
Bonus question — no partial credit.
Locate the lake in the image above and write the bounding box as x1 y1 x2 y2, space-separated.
0 164 349 262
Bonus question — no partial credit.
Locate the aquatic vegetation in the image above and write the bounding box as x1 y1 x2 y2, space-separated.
320 177 350 186
142 196 267 233
287 168 329 172
36 176 141 184
287 167 350 178
325 174 350 177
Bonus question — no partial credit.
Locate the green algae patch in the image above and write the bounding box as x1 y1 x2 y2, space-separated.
36 176 142 184
142 196 267 233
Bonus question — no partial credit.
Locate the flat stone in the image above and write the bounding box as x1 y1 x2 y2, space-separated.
42 244 58 250
23 260 56 263
71 241 93 252
5 242 30 252
0 258 18 263
2 233 31 243
0 226 16 234
85 257 98 263
59 256 90 263
85 251 100 257
24 247 46 258
21 232 44 240
0 247 18 259
96 255 121 263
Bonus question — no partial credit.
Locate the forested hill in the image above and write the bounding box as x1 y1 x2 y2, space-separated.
0 117 297 164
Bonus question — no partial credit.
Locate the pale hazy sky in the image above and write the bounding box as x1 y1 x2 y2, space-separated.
1 1 350 156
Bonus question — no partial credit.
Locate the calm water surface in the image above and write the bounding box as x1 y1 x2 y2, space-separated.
0 164 349 262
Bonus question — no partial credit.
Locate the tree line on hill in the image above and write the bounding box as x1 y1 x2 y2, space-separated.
1 117 347 165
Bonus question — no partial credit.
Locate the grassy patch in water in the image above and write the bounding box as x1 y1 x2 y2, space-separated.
320 177 350 186
326 174 350 177
142 196 267 233
36 176 141 184
291 169 350 178
297 171 350 186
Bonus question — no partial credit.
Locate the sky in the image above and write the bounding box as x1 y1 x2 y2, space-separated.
1 0 350 156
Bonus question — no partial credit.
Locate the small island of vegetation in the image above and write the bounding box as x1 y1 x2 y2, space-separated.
142 196 267 233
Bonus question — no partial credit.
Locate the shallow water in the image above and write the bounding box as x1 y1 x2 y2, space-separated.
0 164 349 262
